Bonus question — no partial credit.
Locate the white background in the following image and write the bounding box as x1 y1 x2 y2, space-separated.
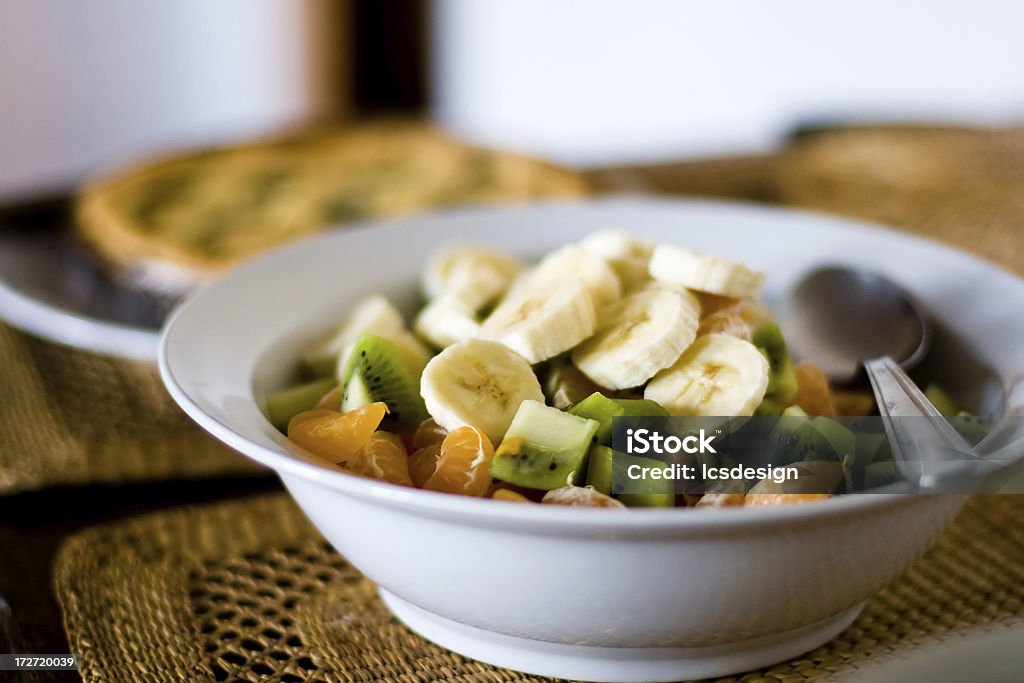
4 1 1024 200
0 0 334 202
434 0 1024 166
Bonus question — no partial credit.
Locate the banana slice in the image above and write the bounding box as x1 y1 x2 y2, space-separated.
572 288 701 389
579 230 654 262
650 245 765 299
303 295 406 375
694 297 773 341
578 230 654 291
423 244 523 311
644 333 769 416
480 277 597 364
420 339 544 444
696 304 753 341
414 297 482 349
737 300 773 330
528 245 622 310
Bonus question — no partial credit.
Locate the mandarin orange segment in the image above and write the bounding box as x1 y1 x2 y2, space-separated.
789 363 837 416
314 386 342 410
744 493 830 507
287 408 334 429
832 390 875 417
491 488 532 503
412 417 448 450
408 443 442 488
422 426 495 497
346 431 414 486
286 402 387 463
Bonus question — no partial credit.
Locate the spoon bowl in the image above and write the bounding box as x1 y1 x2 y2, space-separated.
778 266 931 383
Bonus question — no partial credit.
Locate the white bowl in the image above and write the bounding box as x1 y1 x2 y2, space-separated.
160 198 1022 682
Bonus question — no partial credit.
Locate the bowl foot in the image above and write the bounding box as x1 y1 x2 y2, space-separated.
379 588 864 683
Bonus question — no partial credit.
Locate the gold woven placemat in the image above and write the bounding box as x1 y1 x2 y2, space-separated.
772 125 1024 276
588 125 1024 277
55 493 1023 682
0 322 264 493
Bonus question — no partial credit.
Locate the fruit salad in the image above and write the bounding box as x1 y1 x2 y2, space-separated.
265 231 955 508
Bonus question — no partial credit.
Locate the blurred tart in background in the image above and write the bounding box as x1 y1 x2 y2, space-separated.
75 121 588 297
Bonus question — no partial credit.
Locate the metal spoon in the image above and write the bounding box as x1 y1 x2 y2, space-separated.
777 266 931 384
779 266 1024 491
779 267 986 488
865 355 984 489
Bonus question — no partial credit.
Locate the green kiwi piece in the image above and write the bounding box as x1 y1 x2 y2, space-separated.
490 400 599 490
304 354 338 379
766 407 808 462
950 411 990 446
586 444 615 495
789 422 833 463
924 383 962 417
755 397 784 417
585 445 674 507
340 333 426 433
768 413 854 463
844 432 890 492
805 417 856 463
265 377 336 431
864 461 901 490
614 452 675 508
855 432 889 466
753 321 798 402
568 392 668 444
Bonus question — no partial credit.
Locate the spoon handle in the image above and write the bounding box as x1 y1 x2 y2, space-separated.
864 356 977 490
865 356 937 415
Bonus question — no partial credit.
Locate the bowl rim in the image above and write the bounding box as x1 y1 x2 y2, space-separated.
157 195 1010 531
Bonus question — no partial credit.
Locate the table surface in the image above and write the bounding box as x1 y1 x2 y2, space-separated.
1 137 1019 681
0 476 283 683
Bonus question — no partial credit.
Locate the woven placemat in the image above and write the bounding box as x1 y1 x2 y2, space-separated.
589 125 1024 277
55 493 1023 682
0 322 264 493
772 125 1024 276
